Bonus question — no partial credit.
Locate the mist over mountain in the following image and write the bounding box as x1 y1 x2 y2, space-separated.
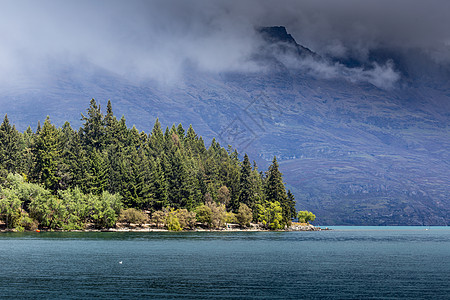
1 1 449 225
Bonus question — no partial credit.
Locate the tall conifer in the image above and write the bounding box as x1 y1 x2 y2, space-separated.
0 115 20 176
265 156 290 225
80 99 104 150
239 154 253 208
33 117 59 192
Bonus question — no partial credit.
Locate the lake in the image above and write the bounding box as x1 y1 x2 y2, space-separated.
0 227 449 299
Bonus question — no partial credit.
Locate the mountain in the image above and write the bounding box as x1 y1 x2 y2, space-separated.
1 26 449 225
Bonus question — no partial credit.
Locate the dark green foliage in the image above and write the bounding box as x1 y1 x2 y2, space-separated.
0 100 302 230
239 154 253 208
56 122 76 190
80 99 104 150
287 190 296 221
265 157 287 203
33 117 60 192
18 126 35 177
86 149 109 196
148 157 169 210
0 115 21 179
266 157 292 226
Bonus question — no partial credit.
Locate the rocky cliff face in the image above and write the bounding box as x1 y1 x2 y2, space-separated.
1 27 448 225
258 26 317 58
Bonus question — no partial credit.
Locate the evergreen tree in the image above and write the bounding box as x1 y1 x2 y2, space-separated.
0 114 21 177
265 156 290 226
104 100 120 147
0 100 301 230
149 157 168 210
287 190 296 222
69 132 90 192
239 154 253 208
33 117 60 192
105 146 124 195
149 118 164 156
223 149 241 212
184 124 198 153
182 157 202 210
135 146 152 209
80 99 104 150
166 149 188 208
86 149 108 196
176 123 185 141
19 126 35 177
104 100 115 130
56 122 76 190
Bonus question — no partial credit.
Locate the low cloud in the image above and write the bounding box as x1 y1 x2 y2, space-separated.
300 58 400 89
0 0 447 88
268 40 400 89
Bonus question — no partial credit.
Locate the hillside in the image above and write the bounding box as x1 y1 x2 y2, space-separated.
1 26 448 225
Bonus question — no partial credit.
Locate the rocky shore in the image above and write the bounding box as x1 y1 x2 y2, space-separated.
1 222 328 233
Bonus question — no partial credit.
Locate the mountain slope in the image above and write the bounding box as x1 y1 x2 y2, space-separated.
1 26 448 225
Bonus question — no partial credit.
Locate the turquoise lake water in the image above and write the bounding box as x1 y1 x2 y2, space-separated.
0 227 449 299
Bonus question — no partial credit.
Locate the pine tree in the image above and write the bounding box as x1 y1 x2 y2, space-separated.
177 123 185 141
56 122 76 190
104 100 120 147
239 154 253 208
149 157 168 210
250 161 265 218
185 124 198 153
36 121 41 134
149 118 164 156
135 146 152 209
80 98 104 150
106 145 125 195
0 100 299 228
166 149 189 208
0 115 20 178
19 126 35 177
69 132 90 192
182 157 202 210
33 117 60 192
223 149 241 212
86 149 108 196
265 156 290 226
104 100 114 130
287 190 296 222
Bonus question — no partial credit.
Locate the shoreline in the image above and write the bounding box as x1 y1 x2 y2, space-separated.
0 223 327 233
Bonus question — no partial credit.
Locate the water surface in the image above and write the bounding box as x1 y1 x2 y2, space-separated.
1 227 449 299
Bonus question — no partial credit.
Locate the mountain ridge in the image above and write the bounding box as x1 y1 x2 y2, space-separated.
1 26 448 225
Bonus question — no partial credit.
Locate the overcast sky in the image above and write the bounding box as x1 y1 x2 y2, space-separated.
0 0 449 87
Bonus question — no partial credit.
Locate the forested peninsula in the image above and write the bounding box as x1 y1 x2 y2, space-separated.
0 99 316 232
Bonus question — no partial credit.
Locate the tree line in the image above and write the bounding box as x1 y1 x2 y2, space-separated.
0 99 303 230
